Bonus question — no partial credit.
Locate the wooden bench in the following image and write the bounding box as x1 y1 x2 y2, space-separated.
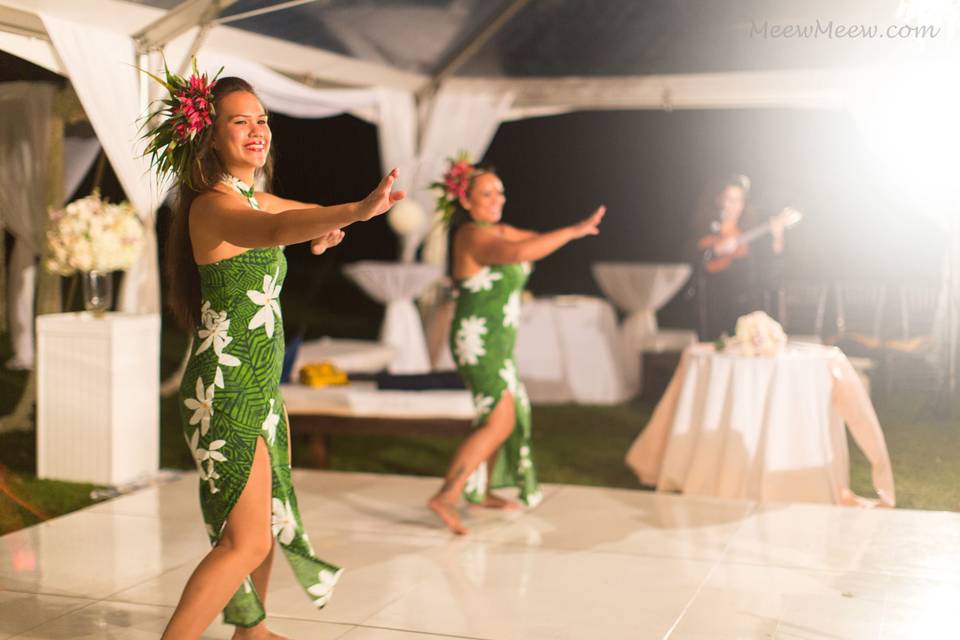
287 413 473 467
281 383 475 467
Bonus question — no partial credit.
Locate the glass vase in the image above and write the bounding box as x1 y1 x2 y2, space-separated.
81 270 113 317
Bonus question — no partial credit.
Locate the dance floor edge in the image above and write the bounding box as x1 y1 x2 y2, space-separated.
0 469 956 639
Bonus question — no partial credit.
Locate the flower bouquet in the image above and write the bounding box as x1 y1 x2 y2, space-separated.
716 311 787 357
46 192 144 315
429 151 474 225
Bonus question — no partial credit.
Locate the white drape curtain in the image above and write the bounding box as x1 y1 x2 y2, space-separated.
418 87 514 269
0 82 54 369
63 136 101 201
376 85 514 265
375 89 419 261
0 83 103 370
194 51 380 122
41 13 163 315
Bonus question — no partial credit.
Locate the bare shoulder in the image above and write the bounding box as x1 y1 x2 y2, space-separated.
455 222 489 248
499 223 534 241
459 222 503 240
189 189 231 219
253 191 282 213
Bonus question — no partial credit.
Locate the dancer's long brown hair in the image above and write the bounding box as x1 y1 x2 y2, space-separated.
166 77 275 332
446 164 496 277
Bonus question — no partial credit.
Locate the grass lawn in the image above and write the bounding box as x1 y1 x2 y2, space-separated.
2 324 958 536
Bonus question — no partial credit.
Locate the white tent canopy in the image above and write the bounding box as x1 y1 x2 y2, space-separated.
0 0 958 391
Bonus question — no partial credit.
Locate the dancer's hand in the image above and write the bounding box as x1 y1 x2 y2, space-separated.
570 205 606 239
357 168 406 222
310 229 345 255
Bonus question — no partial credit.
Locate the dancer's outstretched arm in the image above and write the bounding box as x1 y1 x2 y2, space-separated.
466 205 605 265
498 224 538 241
256 192 348 255
192 169 405 250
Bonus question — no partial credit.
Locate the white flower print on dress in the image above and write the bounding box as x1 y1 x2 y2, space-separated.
499 359 519 394
302 532 316 556
204 460 222 494
503 291 521 328
520 261 532 276
196 302 241 388
186 430 228 493
465 461 488 497
473 393 494 417
517 382 531 413
247 268 283 338
455 315 488 366
196 301 227 355
184 376 215 436
199 300 218 330
307 568 343 607
205 520 226 540
462 266 502 293
272 497 297 545
261 399 280 445
525 489 544 508
519 444 533 472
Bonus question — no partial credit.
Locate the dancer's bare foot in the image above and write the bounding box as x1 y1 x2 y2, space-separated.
231 622 289 640
470 492 523 511
428 495 470 535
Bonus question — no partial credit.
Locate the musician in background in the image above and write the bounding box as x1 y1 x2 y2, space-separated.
690 174 785 341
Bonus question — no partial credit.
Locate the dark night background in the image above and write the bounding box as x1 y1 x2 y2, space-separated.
2 51 945 341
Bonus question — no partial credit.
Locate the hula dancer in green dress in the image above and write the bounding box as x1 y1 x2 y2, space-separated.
142 68 405 639
428 157 606 535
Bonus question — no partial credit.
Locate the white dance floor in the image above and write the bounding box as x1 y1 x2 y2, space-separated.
1 470 957 639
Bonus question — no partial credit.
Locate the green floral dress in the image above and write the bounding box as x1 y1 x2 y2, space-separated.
449 251 542 507
178 177 341 628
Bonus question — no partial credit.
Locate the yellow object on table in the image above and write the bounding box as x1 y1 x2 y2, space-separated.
298 362 349 388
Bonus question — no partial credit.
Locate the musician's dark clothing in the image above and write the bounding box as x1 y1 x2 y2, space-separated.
689 214 780 342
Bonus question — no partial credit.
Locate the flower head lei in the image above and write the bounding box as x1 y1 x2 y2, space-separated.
429 151 478 225
138 57 223 188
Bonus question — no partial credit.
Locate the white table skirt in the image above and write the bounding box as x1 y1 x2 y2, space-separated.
516 296 630 404
433 295 630 404
592 262 693 389
343 261 442 374
626 343 895 507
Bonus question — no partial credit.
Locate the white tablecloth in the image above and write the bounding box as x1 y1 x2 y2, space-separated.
626 343 895 507
592 262 695 389
281 382 474 419
516 296 630 404
343 261 442 374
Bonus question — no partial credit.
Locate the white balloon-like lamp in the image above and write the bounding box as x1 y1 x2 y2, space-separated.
387 199 427 262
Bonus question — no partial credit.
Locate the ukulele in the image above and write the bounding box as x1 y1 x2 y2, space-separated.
698 207 803 273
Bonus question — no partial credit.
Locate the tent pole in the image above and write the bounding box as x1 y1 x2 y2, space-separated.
214 0 326 25
420 0 529 99
133 0 237 53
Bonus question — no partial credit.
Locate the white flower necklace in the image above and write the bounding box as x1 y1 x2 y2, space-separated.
222 174 260 210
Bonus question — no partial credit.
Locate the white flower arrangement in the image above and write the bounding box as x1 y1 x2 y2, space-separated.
45 192 144 275
718 311 787 357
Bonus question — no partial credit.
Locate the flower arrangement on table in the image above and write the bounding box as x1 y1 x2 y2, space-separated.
716 311 787 357
46 192 143 275
45 192 144 314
